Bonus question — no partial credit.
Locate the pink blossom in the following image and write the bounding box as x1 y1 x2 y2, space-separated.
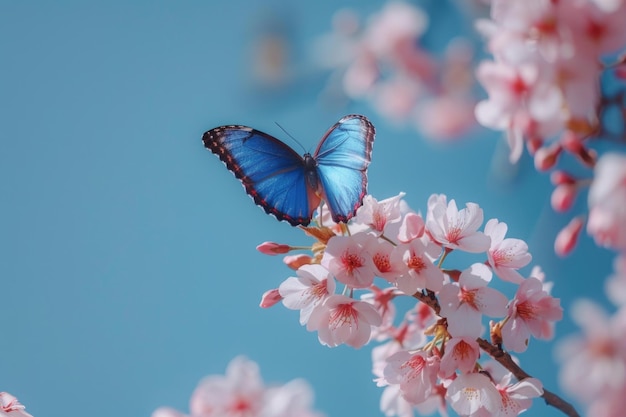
415 95 477 140
502 277 563 352
606 255 626 306
0 393 33 417
397 212 425 243
439 336 480 377
446 372 500 417
383 350 441 405
155 356 324 417
474 60 562 162
491 374 544 417
307 295 382 348
370 240 406 283
392 238 445 294
355 193 405 235
484 219 531 284
426 194 491 253
190 356 266 417
556 300 626 404
587 152 626 251
439 263 508 338
279 264 335 325
321 234 378 288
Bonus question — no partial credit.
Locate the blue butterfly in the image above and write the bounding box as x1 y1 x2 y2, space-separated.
202 114 375 226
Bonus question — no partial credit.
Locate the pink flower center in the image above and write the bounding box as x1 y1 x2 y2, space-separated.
403 354 427 379
407 254 426 273
453 340 472 360
516 300 537 321
587 20 606 42
310 281 329 300
373 253 391 273
341 251 364 275
330 303 358 328
372 209 387 231
459 288 479 310
509 75 528 96
446 226 463 244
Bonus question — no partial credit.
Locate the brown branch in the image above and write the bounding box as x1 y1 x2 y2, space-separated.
411 292 580 417
477 339 580 417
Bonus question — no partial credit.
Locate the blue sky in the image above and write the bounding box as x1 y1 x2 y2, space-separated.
0 2 615 417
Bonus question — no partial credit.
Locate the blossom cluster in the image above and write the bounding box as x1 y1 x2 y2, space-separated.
475 0 626 255
311 2 478 140
153 356 324 417
0 392 32 417
555 254 626 417
259 193 565 417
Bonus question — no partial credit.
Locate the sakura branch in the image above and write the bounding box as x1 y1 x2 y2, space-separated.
260 193 575 417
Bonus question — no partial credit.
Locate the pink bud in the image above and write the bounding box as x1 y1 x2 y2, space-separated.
551 184 577 212
560 130 583 153
259 288 283 308
282 254 313 270
534 143 562 171
256 241 291 255
526 136 543 155
397 212 425 243
550 170 576 185
555 216 584 257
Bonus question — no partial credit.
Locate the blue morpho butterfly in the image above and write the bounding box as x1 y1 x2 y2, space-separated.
202 115 375 226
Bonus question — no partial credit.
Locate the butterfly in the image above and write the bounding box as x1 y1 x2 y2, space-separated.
202 114 375 226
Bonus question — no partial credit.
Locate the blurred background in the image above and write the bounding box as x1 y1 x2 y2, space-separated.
0 1 615 416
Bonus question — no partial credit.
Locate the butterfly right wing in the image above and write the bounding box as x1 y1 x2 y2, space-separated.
202 126 319 226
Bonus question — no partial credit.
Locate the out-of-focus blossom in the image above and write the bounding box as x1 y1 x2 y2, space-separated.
153 356 324 417
587 152 626 251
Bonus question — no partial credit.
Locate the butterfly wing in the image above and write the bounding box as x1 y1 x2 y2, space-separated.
314 115 375 223
203 126 320 226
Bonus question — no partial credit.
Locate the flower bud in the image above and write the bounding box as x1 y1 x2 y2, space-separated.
551 184 577 212
256 241 291 255
259 288 283 308
555 216 584 257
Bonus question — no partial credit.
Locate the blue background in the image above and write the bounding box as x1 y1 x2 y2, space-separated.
0 1 616 417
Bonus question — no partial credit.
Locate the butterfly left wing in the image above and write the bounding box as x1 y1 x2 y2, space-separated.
314 115 375 223
203 126 320 226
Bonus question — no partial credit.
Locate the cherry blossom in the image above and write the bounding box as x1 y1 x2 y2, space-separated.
484 219 532 284
491 374 544 417
355 193 405 236
556 300 626 404
383 350 441 405
392 238 444 294
397 212 425 243
307 295 382 348
446 372 500 417
606 255 626 306
439 263 508 338
279 264 336 325
321 234 378 288
426 194 491 253
153 356 324 417
0 393 33 417
502 277 563 352
439 336 480 377
587 152 626 251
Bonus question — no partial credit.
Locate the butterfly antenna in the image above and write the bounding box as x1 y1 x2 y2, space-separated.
275 122 307 153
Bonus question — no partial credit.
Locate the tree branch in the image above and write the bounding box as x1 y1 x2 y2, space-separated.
412 292 580 417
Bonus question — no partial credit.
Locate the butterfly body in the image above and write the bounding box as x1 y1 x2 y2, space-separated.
203 115 375 226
